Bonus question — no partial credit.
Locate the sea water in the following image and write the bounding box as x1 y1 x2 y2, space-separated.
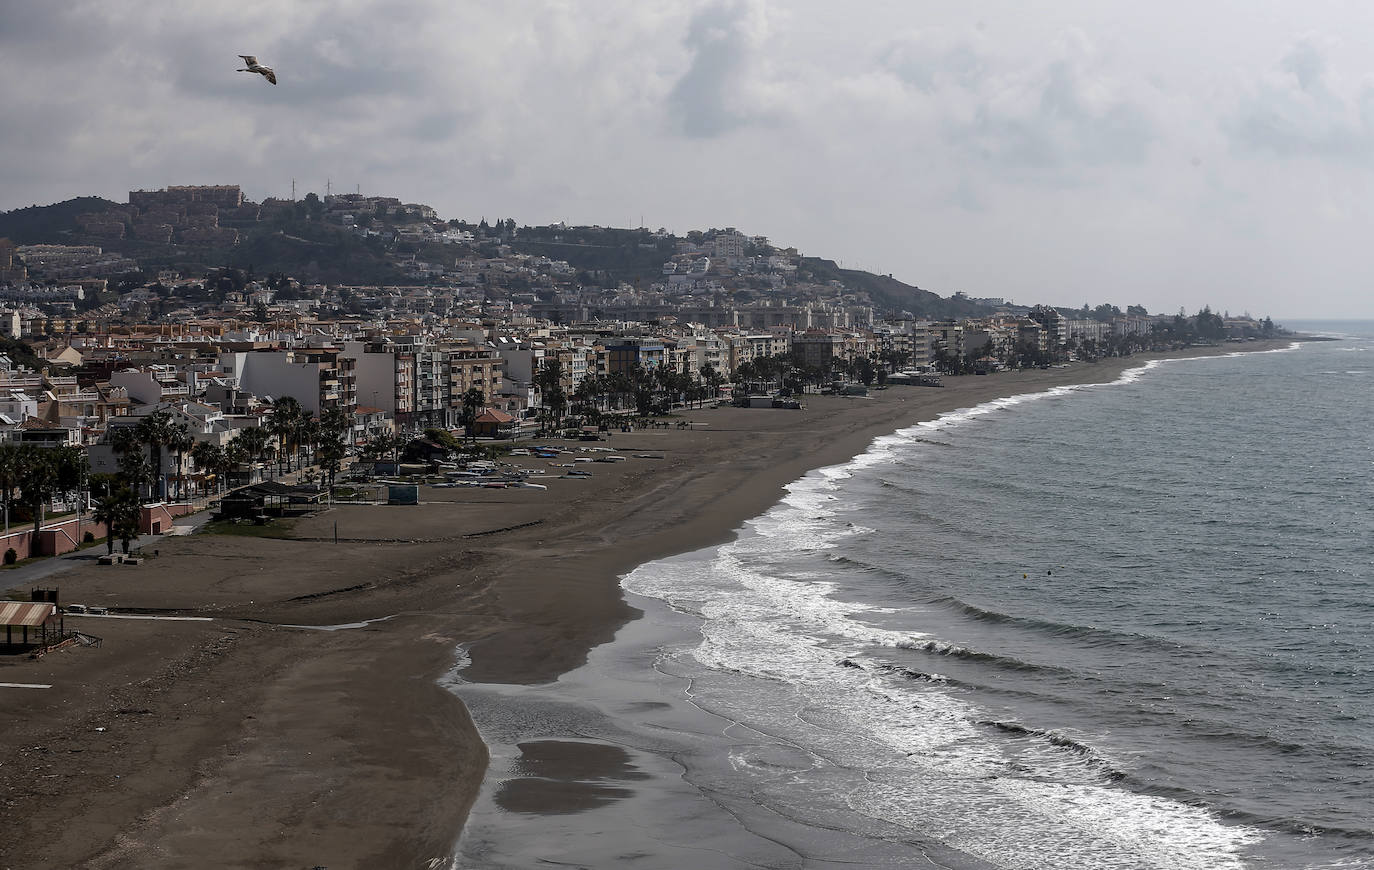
619 325 1373 869
457 325 1372 869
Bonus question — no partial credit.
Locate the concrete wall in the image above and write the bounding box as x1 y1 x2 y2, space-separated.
0 515 89 560
0 502 197 560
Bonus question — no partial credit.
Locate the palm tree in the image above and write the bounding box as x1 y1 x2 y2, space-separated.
17 445 86 554
361 431 396 462
319 407 352 447
312 407 352 492
316 439 347 493
114 498 142 554
699 364 722 405
534 360 566 431
135 410 176 501
268 397 304 472
109 425 143 494
92 484 140 556
230 427 271 483
168 424 194 501
607 371 633 412
459 387 486 439
224 439 249 487
0 442 20 533
208 444 234 494
303 417 326 471
190 441 223 496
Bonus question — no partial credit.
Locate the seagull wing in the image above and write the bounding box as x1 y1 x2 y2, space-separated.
263 68 277 85
239 55 258 66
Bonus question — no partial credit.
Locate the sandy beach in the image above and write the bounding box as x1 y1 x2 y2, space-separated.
0 344 1291 869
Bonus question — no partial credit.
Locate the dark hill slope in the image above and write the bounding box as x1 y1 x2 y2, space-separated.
799 257 992 319
0 197 119 244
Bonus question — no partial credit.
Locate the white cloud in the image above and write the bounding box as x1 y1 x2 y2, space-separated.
1226 34 1374 163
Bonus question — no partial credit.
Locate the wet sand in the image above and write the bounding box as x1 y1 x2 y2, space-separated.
0 344 1291 868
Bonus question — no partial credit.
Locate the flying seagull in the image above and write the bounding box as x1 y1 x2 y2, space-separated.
237 55 277 85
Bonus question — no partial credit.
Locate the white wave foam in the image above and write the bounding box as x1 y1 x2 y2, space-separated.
618 347 1320 866
624 526 1267 868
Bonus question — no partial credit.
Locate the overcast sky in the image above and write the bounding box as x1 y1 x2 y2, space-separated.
4 1 1374 319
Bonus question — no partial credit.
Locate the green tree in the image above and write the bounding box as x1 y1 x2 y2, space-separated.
268 397 304 473
423 427 462 453
230 427 272 480
135 410 176 501
572 374 604 415
855 356 876 386
92 484 140 556
168 424 194 501
319 407 352 443
0 442 20 533
459 387 486 439
534 359 566 430
191 441 226 496
17 445 86 554
298 417 322 468
699 364 723 404
361 431 399 462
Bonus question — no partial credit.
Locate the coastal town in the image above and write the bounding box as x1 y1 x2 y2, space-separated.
0 185 1284 563
0 184 1295 868
10 0 1373 861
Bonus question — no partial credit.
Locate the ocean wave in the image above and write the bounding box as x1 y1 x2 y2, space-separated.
895 637 1068 675
872 661 951 685
977 718 1127 780
823 554 912 583
1172 717 1374 767
926 593 1183 654
925 591 1300 676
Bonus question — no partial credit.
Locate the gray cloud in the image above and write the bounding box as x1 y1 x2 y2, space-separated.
879 29 1155 172
879 30 988 93
667 0 767 138
3 2 1374 317
1227 36 1374 162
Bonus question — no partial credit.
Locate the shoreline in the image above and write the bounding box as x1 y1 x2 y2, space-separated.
451 339 1310 868
0 340 1297 868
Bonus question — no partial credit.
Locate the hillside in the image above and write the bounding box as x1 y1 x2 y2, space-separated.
0 194 988 317
0 197 119 244
798 257 994 320
507 225 676 280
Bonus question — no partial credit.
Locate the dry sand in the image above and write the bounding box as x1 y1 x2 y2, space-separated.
0 344 1292 869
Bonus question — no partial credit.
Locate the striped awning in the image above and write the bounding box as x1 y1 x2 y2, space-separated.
0 602 57 627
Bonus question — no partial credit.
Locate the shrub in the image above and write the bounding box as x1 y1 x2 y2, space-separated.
3 548 16 565
83 531 96 543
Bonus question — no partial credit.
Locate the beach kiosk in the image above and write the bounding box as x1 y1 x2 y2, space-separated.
0 601 61 652
472 409 518 439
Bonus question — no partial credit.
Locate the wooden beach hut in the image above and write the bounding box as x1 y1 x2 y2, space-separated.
0 601 62 651
219 481 322 519
472 409 518 439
